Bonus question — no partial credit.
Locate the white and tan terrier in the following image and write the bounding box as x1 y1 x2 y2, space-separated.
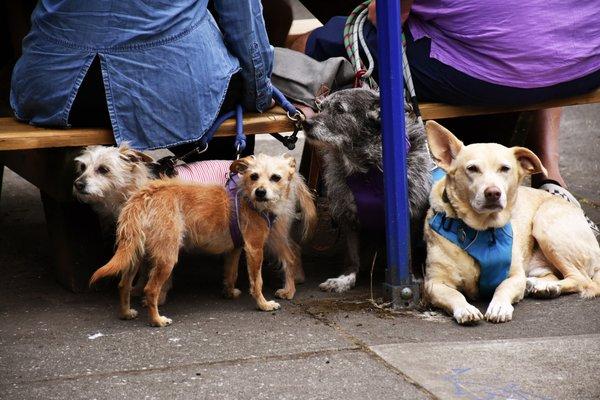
73 144 157 220
90 154 316 327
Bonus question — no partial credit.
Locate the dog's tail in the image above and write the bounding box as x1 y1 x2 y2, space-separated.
294 175 317 241
89 193 147 286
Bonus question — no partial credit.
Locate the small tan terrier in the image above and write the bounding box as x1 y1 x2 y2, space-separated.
90 154 316 327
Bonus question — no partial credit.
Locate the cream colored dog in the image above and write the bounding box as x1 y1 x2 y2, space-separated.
424 121 600 324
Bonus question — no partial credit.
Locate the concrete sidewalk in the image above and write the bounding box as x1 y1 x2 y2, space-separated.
1 104 599 399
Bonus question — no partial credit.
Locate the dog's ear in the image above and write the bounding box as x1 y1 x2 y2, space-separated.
283 153 297 180
230 156 254 174
283 153 297 170
119 146 154 164
366 93 380 124
425 121 463 170
512 147 547 177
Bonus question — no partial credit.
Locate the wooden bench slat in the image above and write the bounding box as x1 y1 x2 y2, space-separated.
420 88 600 120
2 88 599 151
0 107 295 151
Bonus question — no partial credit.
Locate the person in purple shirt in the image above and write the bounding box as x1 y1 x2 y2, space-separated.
290 0 600 218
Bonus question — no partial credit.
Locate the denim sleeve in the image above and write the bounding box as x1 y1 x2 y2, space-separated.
213 0 274 112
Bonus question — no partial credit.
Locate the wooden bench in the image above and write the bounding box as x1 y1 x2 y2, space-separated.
0 107 297 292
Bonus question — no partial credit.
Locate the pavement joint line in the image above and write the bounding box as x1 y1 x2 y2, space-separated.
294 299 439 400
15 346 362 385
370 332 600 348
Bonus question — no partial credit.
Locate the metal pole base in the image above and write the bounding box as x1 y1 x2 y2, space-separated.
383 279 421 309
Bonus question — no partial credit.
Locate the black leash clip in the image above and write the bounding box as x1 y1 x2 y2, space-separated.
270 111 304 151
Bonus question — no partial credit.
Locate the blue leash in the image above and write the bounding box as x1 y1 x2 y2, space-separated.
174 87 303 163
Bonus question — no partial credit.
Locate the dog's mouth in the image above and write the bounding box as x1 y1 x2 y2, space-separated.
476 202 504 213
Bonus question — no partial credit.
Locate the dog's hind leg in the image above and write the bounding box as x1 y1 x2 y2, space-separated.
118 263 140 320
319 223 359 293
291 241 305 284
143 216 181 327
144 258 177 327
532 203 600 298
223 248 242 299
246 247 280 311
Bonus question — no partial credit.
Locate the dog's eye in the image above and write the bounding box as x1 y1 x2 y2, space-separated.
499 165 511 173
466 165 480 173
97 165 110 175
78 162 86 172
335 103 346 113
250 173 259 181
270 174 281 182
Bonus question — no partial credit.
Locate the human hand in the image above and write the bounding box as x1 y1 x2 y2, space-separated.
368 0 413 27
368 1 377 26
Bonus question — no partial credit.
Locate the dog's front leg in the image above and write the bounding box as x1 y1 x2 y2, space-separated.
222 248 242 299
319 220 360 293
245 247 281 311
274 243 297 300
485 269 526 323
426 280 483 324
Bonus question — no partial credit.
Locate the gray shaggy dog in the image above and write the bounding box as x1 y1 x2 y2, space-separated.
303 88 433 292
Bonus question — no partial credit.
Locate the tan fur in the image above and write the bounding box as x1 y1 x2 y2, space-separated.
423 121 600 325
90 154 316 327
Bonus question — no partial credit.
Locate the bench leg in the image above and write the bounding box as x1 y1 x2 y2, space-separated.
299 141 322 193
0 163 4 207
41 191 108 292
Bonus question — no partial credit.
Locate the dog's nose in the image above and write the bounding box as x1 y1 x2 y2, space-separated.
255 188 267 199
74 180 86 192
484 186 501 201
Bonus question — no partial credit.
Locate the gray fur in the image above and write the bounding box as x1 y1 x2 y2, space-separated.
304 88 433 291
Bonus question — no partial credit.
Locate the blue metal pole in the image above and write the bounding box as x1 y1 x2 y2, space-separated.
376 0 419 307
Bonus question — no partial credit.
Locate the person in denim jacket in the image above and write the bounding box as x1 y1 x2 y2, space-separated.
10 0 274 153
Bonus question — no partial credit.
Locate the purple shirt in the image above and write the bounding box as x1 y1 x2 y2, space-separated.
408 1 600 88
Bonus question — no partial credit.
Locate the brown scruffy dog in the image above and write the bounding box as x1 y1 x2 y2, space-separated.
90 154 316 327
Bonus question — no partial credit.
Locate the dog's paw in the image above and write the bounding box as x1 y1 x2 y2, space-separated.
580 284 600 299
319 273 356 293
275 288 295 300
150 316 172 327
453 304 483 324
485 301 514 323
119 308 138 320
223 288 242 299
526 277 561 298
258 300 281 312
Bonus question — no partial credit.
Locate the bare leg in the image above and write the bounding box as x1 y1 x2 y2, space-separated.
526 108 565 187
286 31 312 53
223 248 242 299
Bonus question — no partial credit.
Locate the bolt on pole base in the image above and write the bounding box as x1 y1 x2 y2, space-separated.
383 279 421 309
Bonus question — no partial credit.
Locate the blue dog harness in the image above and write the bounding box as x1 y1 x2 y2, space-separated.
429 169 513 298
